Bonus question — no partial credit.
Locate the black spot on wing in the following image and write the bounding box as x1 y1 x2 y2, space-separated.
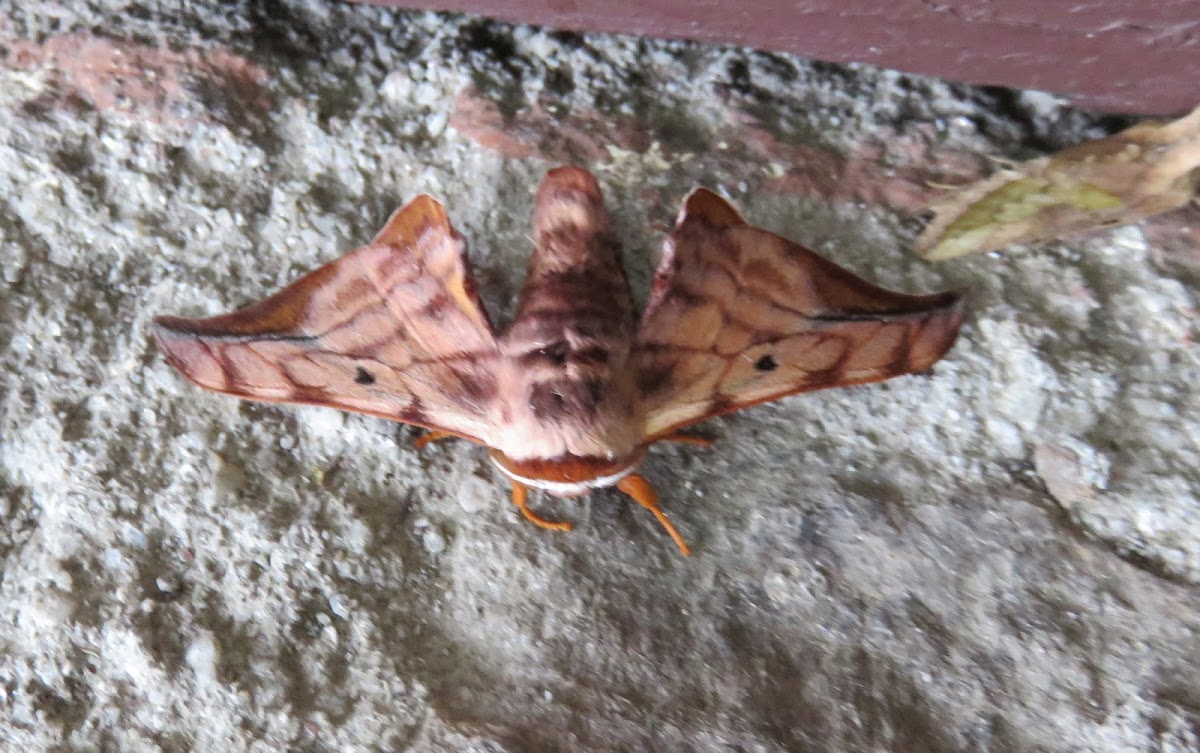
354 367 376 385
755 354 778 372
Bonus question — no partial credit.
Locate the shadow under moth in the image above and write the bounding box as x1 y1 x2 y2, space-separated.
916 105 1200 260
154 167 964 556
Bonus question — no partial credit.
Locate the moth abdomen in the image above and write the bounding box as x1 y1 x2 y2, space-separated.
516 341 612 370
568 346 610 368
527 376 606 420
533 341 569 365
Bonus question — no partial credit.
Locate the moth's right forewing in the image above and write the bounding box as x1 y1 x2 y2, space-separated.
637 190 964 441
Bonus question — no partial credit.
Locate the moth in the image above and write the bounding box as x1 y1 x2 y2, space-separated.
916 105 1200 260
154 167 964 556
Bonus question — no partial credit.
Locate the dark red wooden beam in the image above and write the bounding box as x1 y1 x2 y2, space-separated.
351 0 1200 114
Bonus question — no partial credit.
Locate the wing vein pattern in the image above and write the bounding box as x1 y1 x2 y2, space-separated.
636 189 964 441
153 196 502 443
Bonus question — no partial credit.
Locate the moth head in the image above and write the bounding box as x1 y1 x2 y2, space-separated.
487 448 646 497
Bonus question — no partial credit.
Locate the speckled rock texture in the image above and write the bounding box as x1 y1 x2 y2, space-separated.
0 2 1197 752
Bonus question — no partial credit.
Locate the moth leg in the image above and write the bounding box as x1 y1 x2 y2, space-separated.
511 482 573 532
413 430 455 450
659 432 714 448
616 474 691 557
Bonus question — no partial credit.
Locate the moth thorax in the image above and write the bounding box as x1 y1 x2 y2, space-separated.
488 448 645 497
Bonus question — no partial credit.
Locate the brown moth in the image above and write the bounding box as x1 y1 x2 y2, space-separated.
916 105 1200 261
154 167 964 556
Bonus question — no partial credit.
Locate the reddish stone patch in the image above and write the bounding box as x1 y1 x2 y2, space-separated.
449 90 652 164
4 32 269 128
448 92 538 159
739 119 987 212
451 87 988 214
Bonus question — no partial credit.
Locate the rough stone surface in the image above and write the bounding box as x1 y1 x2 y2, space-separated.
356 0 1200 114
1 2 1198 752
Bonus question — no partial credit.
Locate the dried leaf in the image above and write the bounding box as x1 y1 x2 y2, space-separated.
916 106 1200 260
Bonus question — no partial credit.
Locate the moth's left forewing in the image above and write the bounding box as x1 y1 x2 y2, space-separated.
153 195 502 444
636 189 964 441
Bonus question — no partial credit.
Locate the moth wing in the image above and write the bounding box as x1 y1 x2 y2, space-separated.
153 195 502 443
637 189 964 441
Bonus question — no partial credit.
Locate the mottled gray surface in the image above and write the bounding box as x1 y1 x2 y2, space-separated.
0 2 1198 752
